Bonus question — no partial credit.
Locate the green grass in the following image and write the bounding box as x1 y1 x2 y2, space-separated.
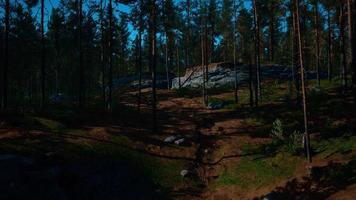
215 152 300 188
313 135 356 159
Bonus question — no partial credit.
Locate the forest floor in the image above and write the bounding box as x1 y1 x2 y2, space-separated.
0 79 355 199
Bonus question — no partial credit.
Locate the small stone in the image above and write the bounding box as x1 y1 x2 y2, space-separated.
180 169 189 177
174 138 185 145
164 136 177 143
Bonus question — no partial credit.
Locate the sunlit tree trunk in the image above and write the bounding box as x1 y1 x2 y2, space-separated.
295 0 311 163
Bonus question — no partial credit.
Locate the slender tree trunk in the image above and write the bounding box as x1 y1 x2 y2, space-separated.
79 0 84 107
269 6 275 63
149 0 157 131
107 0 113 111
204 12 209 106
253 0 261 106
233 1 238 104
138 0 143 112
327 10 333 82
249 56 254 107
41 0 45 109
185 0 191 69
292 1 301 104
314 0 321 87
165 34 170 90
177 46 181 89
348 0 356 90
0 15 3 108
340 3 348 93
100 0 106 107
295 0 311 163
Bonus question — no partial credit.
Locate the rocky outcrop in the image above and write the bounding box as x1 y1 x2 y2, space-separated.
172 63 326 89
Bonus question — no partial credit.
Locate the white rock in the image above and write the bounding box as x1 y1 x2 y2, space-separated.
174 138 185 145
164 136 177 143
180 169 189 177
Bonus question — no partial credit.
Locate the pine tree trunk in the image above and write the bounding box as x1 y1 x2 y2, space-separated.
138 0 143 112
233 1 238 104
327 10 333 82
100 0 106 107
41 0 45 109
177 46 181 89
165 34 170 90
340 3 348 93
107 0 113 111
315 0 321 87
292 0 301 104
269 6 275 63
79 0 84 107
348 0 356 90
204 13 209 106
249 56 254 107
150 0 157 131
295 0 311 163
185 0 191 69
253 0 261 106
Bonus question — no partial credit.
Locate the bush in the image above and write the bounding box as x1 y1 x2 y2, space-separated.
271 119 284 142
270 119 303 155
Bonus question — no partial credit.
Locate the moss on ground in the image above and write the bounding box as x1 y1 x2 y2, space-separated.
215 152 301 188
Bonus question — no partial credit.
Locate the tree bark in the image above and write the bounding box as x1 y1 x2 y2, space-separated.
138 0 143 113
100 0 106 107
233 1 238 104
107 0 113 111
2 0 9 110
314 0 321 87
165 34 170 90
340 3 348 93
253 0 261 106
79 0 84 107
41 0 46 109
292 0 301 104
348 0 356 89
295 0 311 163
327 9 333 82
177 46 181 89
269 5 275 63
149 0 157 131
